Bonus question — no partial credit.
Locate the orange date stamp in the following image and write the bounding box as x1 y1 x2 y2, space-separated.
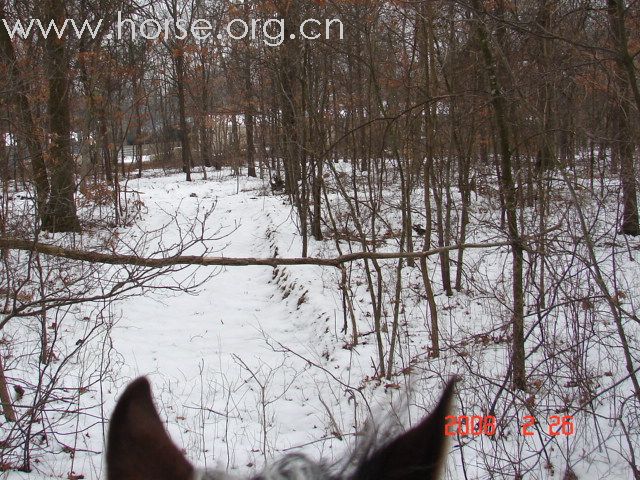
444 415 575 437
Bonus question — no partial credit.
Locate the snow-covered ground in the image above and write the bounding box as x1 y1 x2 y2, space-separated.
2 166 639 479
3 170 391 480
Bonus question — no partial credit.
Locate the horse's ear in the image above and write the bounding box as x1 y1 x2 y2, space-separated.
352 380 455 480
106 377 194 480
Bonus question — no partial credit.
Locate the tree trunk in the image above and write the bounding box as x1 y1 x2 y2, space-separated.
0 1 50 219
311 160 323 240
419 1 440 356
175 52 192 182
472 0 526 390
244 2 256 178
0 351 15 422
607 0 640 236
41 0 81 233
245 107 256 177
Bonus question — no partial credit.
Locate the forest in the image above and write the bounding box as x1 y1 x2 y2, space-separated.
0 0 639 478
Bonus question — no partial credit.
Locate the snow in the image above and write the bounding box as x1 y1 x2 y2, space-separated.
3 133 16 146
2 166 639 479
122 154 153 165
4 171 358 479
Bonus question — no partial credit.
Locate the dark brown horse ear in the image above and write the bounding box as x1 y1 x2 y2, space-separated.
106 377 195 480
351 380 455 480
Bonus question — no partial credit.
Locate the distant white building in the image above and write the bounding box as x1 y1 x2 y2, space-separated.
3 133 16 146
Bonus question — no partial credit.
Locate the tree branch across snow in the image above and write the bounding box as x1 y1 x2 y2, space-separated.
0 237 514 268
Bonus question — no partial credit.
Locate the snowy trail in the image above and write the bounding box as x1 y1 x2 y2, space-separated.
115 174 334 378
11 170 541 480
99 172 345 475
7 172 348 480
